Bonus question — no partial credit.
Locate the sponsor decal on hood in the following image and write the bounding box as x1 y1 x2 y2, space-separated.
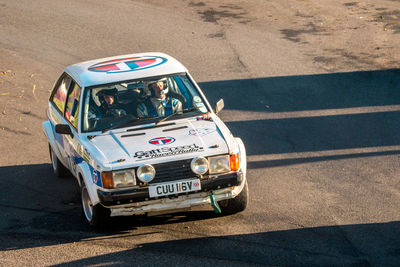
149 137 175 145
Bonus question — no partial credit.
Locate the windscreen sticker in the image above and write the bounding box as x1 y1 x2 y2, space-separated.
193 96 202 103
189 128 215 137
195 103 205 107
149 137 176 145
134 144 204 160
88 56 167 74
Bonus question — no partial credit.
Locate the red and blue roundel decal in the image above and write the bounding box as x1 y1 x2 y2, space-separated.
149 137 175 145
88 56 167 74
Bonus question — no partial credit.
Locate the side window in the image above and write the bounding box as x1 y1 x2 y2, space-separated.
65 81 82 129
51 75 71 114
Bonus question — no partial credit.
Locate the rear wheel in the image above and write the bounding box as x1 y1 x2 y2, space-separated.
81 182 110 227
49 144 69 177
219 180 248 214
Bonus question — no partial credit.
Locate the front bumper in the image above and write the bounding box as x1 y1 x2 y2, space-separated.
97 171 244 216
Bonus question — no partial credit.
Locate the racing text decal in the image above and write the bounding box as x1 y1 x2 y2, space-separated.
134 144 204 159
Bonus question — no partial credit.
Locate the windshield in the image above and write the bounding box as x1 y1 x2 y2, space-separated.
81 74 209 132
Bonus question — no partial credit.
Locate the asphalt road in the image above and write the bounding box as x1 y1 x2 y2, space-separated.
0 0 400 266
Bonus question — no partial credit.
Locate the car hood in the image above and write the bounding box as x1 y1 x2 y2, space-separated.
89 118 230 169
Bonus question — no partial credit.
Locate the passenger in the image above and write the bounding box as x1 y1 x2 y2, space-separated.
137 80 182 118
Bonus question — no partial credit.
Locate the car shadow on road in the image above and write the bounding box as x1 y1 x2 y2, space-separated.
0 163 227 247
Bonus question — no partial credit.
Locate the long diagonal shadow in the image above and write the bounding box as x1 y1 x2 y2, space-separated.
45 221 400 266
199 69 400 160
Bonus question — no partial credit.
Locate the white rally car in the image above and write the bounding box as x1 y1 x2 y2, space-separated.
43 53 248 227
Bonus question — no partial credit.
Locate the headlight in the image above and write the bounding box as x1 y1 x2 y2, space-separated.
137 164 156 183
209 155 230 174
101 170 136 189
191 157 209 175
113 170 136 188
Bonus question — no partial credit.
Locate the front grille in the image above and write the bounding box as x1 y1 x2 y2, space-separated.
150 159 196 183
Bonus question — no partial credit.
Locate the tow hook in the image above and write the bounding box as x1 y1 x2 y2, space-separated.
209 192 221 213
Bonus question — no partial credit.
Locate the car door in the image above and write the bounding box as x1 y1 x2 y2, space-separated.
49 73 72 163
63 80 82 176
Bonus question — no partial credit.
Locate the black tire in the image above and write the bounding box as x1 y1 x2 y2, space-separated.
81 182 110 228
49 144 70 178
219 180 248 214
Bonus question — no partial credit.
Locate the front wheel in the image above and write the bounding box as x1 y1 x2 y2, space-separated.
81 183 110 227
218 180 249 214
49 144 69 178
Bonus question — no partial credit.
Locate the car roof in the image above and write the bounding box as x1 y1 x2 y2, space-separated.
64 52 188 87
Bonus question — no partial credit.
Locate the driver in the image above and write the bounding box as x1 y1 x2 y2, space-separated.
91 88 127 119
137 80 182 118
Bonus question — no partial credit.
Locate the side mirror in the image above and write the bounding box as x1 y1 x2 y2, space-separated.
55 124 73 136
214 98 224 115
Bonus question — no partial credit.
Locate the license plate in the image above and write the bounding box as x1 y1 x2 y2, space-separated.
149 179 201 198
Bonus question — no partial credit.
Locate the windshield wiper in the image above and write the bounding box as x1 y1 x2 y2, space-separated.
155 107 199 125
102 116 157 133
